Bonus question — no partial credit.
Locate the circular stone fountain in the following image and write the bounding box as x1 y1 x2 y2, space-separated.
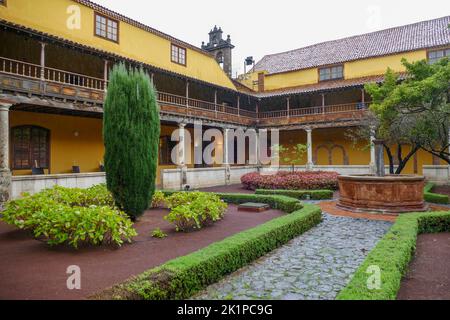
337 174 428 214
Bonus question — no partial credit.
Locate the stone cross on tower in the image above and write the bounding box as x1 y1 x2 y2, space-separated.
201 26 234 77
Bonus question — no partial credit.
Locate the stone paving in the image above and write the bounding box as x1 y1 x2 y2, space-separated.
194 213 392 300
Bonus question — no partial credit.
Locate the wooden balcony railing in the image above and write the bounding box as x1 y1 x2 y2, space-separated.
43 66 106 90
0 56 366 123
0 56 106 91
259 103 368 119
0 57 42 79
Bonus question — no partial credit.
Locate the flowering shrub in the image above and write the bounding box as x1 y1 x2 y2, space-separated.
150 190 166 208
164 192 228 232
1 185 136 248
241 171 339 190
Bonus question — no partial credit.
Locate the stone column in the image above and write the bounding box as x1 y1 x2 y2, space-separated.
223 128 231 185
374 139 385 177
369 128 376 174
178 123 187 189
0 104 12 208
306 128 314 170
255 129 260 166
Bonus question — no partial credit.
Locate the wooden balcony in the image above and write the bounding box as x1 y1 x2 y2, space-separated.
0 56 367 127
257 103 368 127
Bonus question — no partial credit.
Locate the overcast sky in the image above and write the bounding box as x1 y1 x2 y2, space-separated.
92 0 450 76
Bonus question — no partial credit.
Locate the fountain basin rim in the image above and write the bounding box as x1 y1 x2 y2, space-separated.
338 174 425 183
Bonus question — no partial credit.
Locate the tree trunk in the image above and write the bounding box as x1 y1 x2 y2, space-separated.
383 144 394 174
395 145 419 174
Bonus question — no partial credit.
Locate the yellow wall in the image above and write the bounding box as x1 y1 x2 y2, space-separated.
10 111 104 175
265 68 318 91
9 112 441 181
9 112 193 185
241 50 427 92
0 0 235 90
345 50 427 79
279 127 439 174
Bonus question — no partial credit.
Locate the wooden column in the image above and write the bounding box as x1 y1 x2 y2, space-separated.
185 80 189 109
321 93 325 114
214 89 218 117
237 95 240 116
40 42 46 80
286 97 290 119
103 59 108 91
256 100 260 120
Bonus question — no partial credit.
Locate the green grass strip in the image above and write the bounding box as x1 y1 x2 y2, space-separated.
337 211 450 300
95 203 322 300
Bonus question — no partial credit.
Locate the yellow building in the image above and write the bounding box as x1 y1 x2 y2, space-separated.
0 0 449 198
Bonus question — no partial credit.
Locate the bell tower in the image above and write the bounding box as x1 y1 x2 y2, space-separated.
202 26 234 77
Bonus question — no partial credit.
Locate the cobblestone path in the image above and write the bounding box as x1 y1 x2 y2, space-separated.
194 214 392 300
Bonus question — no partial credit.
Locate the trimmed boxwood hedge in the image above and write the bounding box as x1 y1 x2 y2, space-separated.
424 183 449 204
215 193 303 213
255 189 333 200
336 211 450 300
94 203 322 300
161 190 304 213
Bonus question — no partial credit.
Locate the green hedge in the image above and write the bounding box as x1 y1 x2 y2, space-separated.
337 211 450 300
161 191 303 213
255 189 333 200
424 183 449 204
94 204 322 300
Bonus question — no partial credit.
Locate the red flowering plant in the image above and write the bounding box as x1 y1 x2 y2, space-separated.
241 171 339 190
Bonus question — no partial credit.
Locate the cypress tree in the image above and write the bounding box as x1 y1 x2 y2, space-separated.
103 64 160 219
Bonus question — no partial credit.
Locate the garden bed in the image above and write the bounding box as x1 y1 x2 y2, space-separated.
424 183 450 204
93 203 322 300
241 171 339 191
397 232 450 300
0 203 287 300
336 211 450 300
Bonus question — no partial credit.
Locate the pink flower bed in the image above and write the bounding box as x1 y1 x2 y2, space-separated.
241 171 339 190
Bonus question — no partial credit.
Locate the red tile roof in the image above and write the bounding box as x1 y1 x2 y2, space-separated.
253 16 450 75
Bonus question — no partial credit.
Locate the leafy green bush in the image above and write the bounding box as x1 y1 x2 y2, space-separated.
1 185 136 248
255 189 333 200
94 204 322 300
423 183 449 204
337 211 450 300
165 192 228 232
150 190 166 208
151 228 167 239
